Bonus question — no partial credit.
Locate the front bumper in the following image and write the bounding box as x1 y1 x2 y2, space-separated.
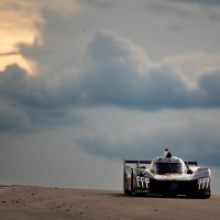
137 179 210 196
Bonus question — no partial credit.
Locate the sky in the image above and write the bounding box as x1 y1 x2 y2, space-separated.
0 0 220 194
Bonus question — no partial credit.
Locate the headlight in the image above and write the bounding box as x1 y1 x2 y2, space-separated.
198 177 209 190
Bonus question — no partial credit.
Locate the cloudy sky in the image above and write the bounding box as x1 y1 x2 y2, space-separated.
1 0 220 193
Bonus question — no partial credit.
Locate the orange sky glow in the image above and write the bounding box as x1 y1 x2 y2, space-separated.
0 0 82 75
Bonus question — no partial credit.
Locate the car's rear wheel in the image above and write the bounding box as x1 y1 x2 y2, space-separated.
123 172 130 195
131 170 137 196
124 189 130 195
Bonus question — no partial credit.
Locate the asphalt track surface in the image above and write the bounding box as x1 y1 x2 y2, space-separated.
0 187 219 220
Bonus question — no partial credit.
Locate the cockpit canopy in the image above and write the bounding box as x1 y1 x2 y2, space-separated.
150 149 187 174
153 162 186 174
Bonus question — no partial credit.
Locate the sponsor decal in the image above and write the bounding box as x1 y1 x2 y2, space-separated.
136 176 150 189
137 190 150 193
170 183 178 192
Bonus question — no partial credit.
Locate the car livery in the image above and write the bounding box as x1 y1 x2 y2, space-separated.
123 149 211 198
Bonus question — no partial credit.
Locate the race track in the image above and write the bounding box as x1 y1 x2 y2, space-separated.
0 187 219 220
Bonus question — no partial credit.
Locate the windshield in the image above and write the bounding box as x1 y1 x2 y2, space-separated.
153 163 186 174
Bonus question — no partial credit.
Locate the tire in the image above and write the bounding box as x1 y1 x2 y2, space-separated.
131 189 138 196
197 189 211 199
202 195 210 199
123 171 131 195
186 193 196 198
124 189 130 195
131 170 137 196
197 194 211 199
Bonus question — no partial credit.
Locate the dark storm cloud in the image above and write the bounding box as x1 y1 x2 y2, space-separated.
82 32 220 110
0 64 79 110
199 71 220 106
0 110 28 133
0 64 83 133
168 0 220 5
1 31 220 133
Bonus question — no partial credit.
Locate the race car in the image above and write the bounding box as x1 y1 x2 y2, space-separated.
123 149 211 198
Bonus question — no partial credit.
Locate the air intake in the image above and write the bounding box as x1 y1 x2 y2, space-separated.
164 148 172 158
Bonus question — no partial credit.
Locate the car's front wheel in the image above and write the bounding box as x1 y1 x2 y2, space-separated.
201 195 210 199
197 194 211 199
186 193 196 198
197 189 211 199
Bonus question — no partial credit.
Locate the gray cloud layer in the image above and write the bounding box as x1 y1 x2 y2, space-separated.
84 32 220 110
1 30 220 133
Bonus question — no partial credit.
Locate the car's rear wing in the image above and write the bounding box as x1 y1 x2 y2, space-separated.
124 160 198 167
124 159 151 167
185 161 198 166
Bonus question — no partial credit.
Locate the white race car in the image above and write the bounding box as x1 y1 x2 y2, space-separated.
123 149 211 198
